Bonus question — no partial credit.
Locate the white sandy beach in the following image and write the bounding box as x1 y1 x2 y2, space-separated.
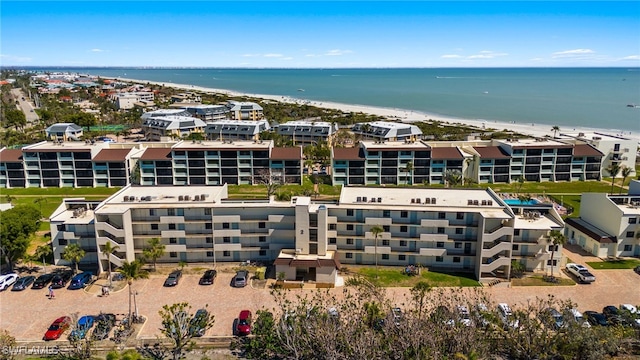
114 77 640 144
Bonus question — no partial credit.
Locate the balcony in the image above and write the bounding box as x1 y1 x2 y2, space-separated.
419 233 448 241
419 248 446 256
365 217 392 226
364 246 391 254
161 230 186 238
420 219 449 227
160 216 185 224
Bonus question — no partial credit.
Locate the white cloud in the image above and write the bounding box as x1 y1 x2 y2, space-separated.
552 49 595 58
90 48 105 53
263 53 283 58
529 58 544 62
282 57 293 61
441 54 463 59
242 54 260 57
0 54 32 63
468 51 508 59
325 49 353 56
620 55 640 61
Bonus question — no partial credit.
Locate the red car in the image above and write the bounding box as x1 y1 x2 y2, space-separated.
236 310 252 336
43 316 71 341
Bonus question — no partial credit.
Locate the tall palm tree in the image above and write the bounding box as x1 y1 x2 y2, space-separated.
445 169 462 188
62 244 85 273
620 166 632 194
606 163 621 194
143 237 166 272
117 260 148 326
551 125 560 138
370 225 384 279
102 241 120 288
35 243 52 273
404 161 413 185
547 230 566 278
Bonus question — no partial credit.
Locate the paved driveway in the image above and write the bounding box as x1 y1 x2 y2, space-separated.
1 262 638 342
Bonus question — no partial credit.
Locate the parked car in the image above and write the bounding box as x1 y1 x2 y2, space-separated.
233 270 249 288
198 270 217 285
11 276 36 291
32 273 54 289
497 303 519 329
69 316 95 341
68 272 93 290
456 305 473 327
236 310 252 336
566 308 591 328
50 271 74 289
92 313 116 340
474 303 491 328
189 308 209 337
541 308 565 330
565 263 596 283
391 307 403 326
603 306 624 325
0 273 18 291
634 265 640 275
43 316 72 340
584 311 609 326
619 304 640 328
164 270 182 287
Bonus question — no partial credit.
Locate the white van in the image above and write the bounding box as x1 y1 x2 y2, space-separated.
497 303 519 328
568 308 591 328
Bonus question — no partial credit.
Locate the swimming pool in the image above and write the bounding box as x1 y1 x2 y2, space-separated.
503 199 540 205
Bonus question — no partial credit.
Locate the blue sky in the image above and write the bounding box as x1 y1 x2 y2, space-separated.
1 1 639 67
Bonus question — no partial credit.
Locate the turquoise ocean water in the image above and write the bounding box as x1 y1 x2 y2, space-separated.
52 68 640 132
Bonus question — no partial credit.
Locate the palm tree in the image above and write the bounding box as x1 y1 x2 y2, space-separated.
142 237 166 272
606 163 621 194
35 243 52 273
117 260 148 327
370 225 384 279
62 244 85 273
444 169 462 188
404 161 413 185
102 241 120 288
551 125 560 138
34 197 47 214
547 230 566 278
620 166 632 194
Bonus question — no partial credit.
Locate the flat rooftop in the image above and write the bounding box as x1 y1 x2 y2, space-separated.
95 185 228 213
361 140 429 150
514 213 563 230
339 187 504 209
496 138 571 148
22 141 107 152
560 131 632 141
172 140 272 150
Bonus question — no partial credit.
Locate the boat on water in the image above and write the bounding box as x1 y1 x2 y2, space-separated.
626 104 640 108
297 88 305 92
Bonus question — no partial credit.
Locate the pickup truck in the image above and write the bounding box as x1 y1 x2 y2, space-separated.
566 263 596 283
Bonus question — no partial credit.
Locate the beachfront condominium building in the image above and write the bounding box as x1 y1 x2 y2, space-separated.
141 115 207 141
559 131 637 178
45 123 84 142
204 120 270 141
275 120 337 146
0 148 25 188
226 101 264 121
113 91 155 110
141 109 190 120
351 121 423 142
564 180 640 258
180 104 228 122
50 185 565 282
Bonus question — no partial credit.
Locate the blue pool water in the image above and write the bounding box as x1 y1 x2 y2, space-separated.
503 199 540 205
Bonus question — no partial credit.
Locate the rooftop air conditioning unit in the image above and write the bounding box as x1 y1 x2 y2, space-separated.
184 195 190 201
194 195 200 201
179 195 184 201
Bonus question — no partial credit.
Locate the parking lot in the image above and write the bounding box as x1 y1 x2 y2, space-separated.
1 259 638 342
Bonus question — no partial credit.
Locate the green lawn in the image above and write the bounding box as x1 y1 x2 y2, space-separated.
356 267 480 287
511 275 576 286
586 259 640 270
1 187 121 196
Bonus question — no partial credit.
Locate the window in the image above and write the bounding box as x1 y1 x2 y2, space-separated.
347 209 354 216
346 238 354 245
149 209 156 216
168 223 176 230
399 254 406 261
383 225 390 232
456 212 464 220
624 245 632 251
206 237 213 243
629 218 637 224
346 252 353 259
259 236 266 243
223 237 231 243
170 252 177 258
59 239 68 245
548 245 558 251
436 242 444 248
435 256 443 262
453 257 461 263
169 238 177 244
329 224 337 230
151 224 158 230
437 227 445 234
401 211 408 218
205 222 212 230
547 260 557 266
438 212 446 219
259 222 266 229
168 208 175 216
455 242 462 249
206 251 214 257
204 208 211 216
223 222 230 229
347 224 354 231
455 228 463 235
514 229 520 236
223 251 231 257
512 244 519 251
382 254 389 260
383 210 391 218
400 240 407 246
259 250 267 256
626 231 634 238
329 238 336 244
401 226 408 233
382 240 389 246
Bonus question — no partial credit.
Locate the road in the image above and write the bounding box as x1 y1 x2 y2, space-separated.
11 88 40 123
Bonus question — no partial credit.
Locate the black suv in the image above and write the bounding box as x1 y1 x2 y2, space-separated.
50 271 73 289
199 270 217 285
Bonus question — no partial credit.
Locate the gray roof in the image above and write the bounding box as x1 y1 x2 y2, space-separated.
352 121 422 139
141 109 190 120
46 123 83 133
226 101 263 112
142 116 206 130
276 121 334 136
205 120 270 136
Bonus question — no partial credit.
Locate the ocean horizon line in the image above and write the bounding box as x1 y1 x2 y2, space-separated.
6 66 640 70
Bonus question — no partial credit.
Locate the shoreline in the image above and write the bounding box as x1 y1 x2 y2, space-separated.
112 77 640 144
